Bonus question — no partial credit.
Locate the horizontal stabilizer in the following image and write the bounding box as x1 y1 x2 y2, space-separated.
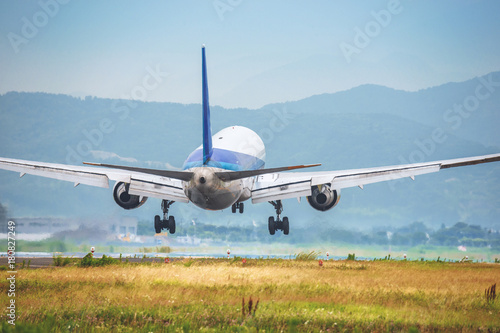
215 164 321 181
83 162 194 181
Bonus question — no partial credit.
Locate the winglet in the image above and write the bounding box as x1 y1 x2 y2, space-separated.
202 45 213 165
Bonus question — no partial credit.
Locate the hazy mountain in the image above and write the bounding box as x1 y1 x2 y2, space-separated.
0 72 499 233
262 71 500 148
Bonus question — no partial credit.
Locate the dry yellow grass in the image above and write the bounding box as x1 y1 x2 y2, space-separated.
1 259 499 331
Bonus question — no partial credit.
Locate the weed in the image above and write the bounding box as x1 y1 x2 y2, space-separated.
53 254 72 267
231 256 242 263
79 253 117 267
242 296 259 316
183 260 194 267
485 283 496 303
295 251 320 260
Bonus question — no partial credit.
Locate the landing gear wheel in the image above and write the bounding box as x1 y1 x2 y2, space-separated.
268 216 276 235
232 202 245 214
154 200 176 234
154 215 162 234
168 216 176 234
268 200 290 235
283 217 289 235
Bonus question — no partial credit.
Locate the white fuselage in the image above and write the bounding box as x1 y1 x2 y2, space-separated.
182 126 265 210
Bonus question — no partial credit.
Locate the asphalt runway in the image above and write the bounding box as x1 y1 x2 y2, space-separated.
0 256 173 268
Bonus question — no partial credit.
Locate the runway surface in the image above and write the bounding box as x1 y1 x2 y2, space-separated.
0 256 177 268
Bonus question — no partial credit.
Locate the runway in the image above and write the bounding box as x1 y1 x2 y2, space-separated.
0 255 177 268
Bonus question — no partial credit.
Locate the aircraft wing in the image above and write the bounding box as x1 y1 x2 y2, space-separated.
251 153 500 203
0 157 189 202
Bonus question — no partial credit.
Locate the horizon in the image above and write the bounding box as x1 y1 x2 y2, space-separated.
2 69 499 110
1 1 500 109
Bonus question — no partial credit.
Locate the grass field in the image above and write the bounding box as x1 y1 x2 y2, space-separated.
1 257 499 332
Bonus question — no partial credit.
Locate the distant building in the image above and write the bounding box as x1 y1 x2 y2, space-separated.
9 217 79 235
4 216 138 240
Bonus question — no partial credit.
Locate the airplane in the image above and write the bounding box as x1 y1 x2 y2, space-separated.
1 45 500 236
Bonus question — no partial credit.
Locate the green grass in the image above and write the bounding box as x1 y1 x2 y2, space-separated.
294 250 320 260
52 254 73 267
1 258 499 332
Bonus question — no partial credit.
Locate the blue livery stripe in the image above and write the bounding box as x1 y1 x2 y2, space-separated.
183 148 265 171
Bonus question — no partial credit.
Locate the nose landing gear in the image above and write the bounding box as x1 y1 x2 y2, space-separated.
268 200 289 235
154 200 176 234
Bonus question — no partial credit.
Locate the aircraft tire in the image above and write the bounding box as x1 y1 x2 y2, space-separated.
154 215 162 234
168 216 176 234
239 203 244 214
232 204 237 213
268 216 275 235
283 217 289 235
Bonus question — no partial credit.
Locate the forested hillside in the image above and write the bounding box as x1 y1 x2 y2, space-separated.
0 72 499 232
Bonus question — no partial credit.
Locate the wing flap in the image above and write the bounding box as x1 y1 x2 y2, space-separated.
330 164 441 189
251 178 311 203
128 178 188 202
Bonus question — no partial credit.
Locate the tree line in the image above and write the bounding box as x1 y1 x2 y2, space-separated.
137 220 500 248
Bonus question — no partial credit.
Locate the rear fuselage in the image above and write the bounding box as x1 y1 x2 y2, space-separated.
182 126 265 210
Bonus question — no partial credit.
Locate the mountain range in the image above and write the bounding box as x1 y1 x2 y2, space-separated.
0 71 499 232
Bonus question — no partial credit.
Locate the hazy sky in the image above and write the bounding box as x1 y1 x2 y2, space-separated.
1 0 500 108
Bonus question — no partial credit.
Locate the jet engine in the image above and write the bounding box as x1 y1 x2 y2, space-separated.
113 182 148 210
307 184 340 211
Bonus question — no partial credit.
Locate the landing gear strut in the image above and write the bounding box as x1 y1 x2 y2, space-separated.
268 200 289 235
154 200 176 234
231 202 244 214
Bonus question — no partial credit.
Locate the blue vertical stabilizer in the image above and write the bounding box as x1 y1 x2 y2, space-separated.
202 45 213 165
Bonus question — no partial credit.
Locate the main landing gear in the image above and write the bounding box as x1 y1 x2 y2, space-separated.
231 202 244 214
268 200 289 235
154 200 176 234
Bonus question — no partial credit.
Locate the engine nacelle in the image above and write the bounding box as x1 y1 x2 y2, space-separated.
113 182 148 210
307 184 340 212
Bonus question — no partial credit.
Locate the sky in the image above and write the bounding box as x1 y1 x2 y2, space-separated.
1 0 500 109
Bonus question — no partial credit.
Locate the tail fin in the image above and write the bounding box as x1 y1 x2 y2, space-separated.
202 45 213 165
